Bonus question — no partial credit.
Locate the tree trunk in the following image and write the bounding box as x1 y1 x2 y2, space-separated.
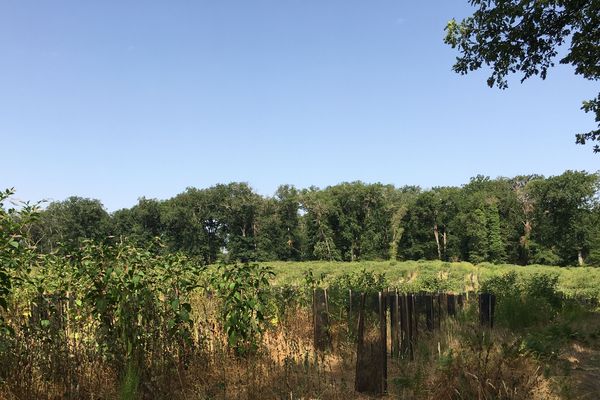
442 229 447 261
524 220 532 237
317 221 333 261
433 224 441 260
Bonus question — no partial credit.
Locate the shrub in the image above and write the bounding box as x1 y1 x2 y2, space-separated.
210 263 274 356
482 272 562 330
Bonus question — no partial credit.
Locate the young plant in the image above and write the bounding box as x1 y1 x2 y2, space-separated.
0 188 40 330
211 263 274 356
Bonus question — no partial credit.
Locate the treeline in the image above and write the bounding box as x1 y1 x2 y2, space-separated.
28 170 600 266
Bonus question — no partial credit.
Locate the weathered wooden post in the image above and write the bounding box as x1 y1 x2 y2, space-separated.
447 293 456 317
355 292 387 395
457 293 464 309
348 288 352 322
437 293 444 329
313 288 332 351
478 293 496 328
408 293 416 360
380 291 388 393
425 294 434 332
399 293 408 356
389 291 399 358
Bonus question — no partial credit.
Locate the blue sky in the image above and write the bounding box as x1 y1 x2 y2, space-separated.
1 1 598 211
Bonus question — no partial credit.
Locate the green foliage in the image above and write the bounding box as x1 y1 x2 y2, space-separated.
326 269 387 323
463 208 489 264
8 172 600 268
527 241 562 266
482 272 563 330
445 0 600 152
32 196 110 253
328 268 387 295
119 360 140 400
397 187 460 261
529 171 600 265
300 268 327 305
75 240 202 371
255 185 303 261
0 188 40 329
302 183 418 262
481 271 520 298
210 263 274 356
268 284 301 321
112 197 164 248
524 273 562 309
519 322 576 359
412 270 451 293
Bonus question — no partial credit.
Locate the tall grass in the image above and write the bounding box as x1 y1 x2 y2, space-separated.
265 260 600 300
1 256 599 399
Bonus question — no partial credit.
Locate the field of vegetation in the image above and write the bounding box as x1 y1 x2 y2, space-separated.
2 175 600 400
1 185 600 399
2 243 600 399
266 260 600 296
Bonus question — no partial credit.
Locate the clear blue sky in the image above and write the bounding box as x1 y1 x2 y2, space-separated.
1 1 598 211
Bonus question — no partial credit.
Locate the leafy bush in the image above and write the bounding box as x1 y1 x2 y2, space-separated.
300 268 327 306
412 270 451 293
481 272 563 330
0 188 40 328
328 268 387 295
268 284 301 323
327 269 387 314
523 273 562 309
211 263 274 356
74 240 202 396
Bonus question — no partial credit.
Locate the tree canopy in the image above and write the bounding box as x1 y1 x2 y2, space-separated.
21 171 600 266
444 0 600 152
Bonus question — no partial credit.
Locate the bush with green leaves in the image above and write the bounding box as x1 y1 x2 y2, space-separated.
326 269 388 330
210 263 274 356
411 270 451 293
481 272 563 330
74 240 202 395
328 268 387 295
269 284 301 322
0 221 203 398
299 268 327 305
0 189 41 335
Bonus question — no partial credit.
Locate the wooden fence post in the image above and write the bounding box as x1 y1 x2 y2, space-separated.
447 294 456 317
425 294 434 332
389 291 399 358
437 293 443 330
313 288 332 351
380 291 388 394
355 292 387 395
478 293 496 328
408 294 416 360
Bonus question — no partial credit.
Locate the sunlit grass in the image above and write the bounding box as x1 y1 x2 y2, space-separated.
262 260 600 299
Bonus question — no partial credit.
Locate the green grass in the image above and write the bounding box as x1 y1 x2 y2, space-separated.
260 260 600 299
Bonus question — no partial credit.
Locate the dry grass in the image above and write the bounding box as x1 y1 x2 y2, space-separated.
1 298 599 400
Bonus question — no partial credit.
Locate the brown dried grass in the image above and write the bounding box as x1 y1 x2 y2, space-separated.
1 300 597 399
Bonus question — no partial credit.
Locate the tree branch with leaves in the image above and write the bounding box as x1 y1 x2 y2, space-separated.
445 0 599 152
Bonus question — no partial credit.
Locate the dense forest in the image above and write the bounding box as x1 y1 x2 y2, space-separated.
27 170 600 266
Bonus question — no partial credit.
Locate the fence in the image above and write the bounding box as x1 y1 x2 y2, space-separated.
311 289 496 395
